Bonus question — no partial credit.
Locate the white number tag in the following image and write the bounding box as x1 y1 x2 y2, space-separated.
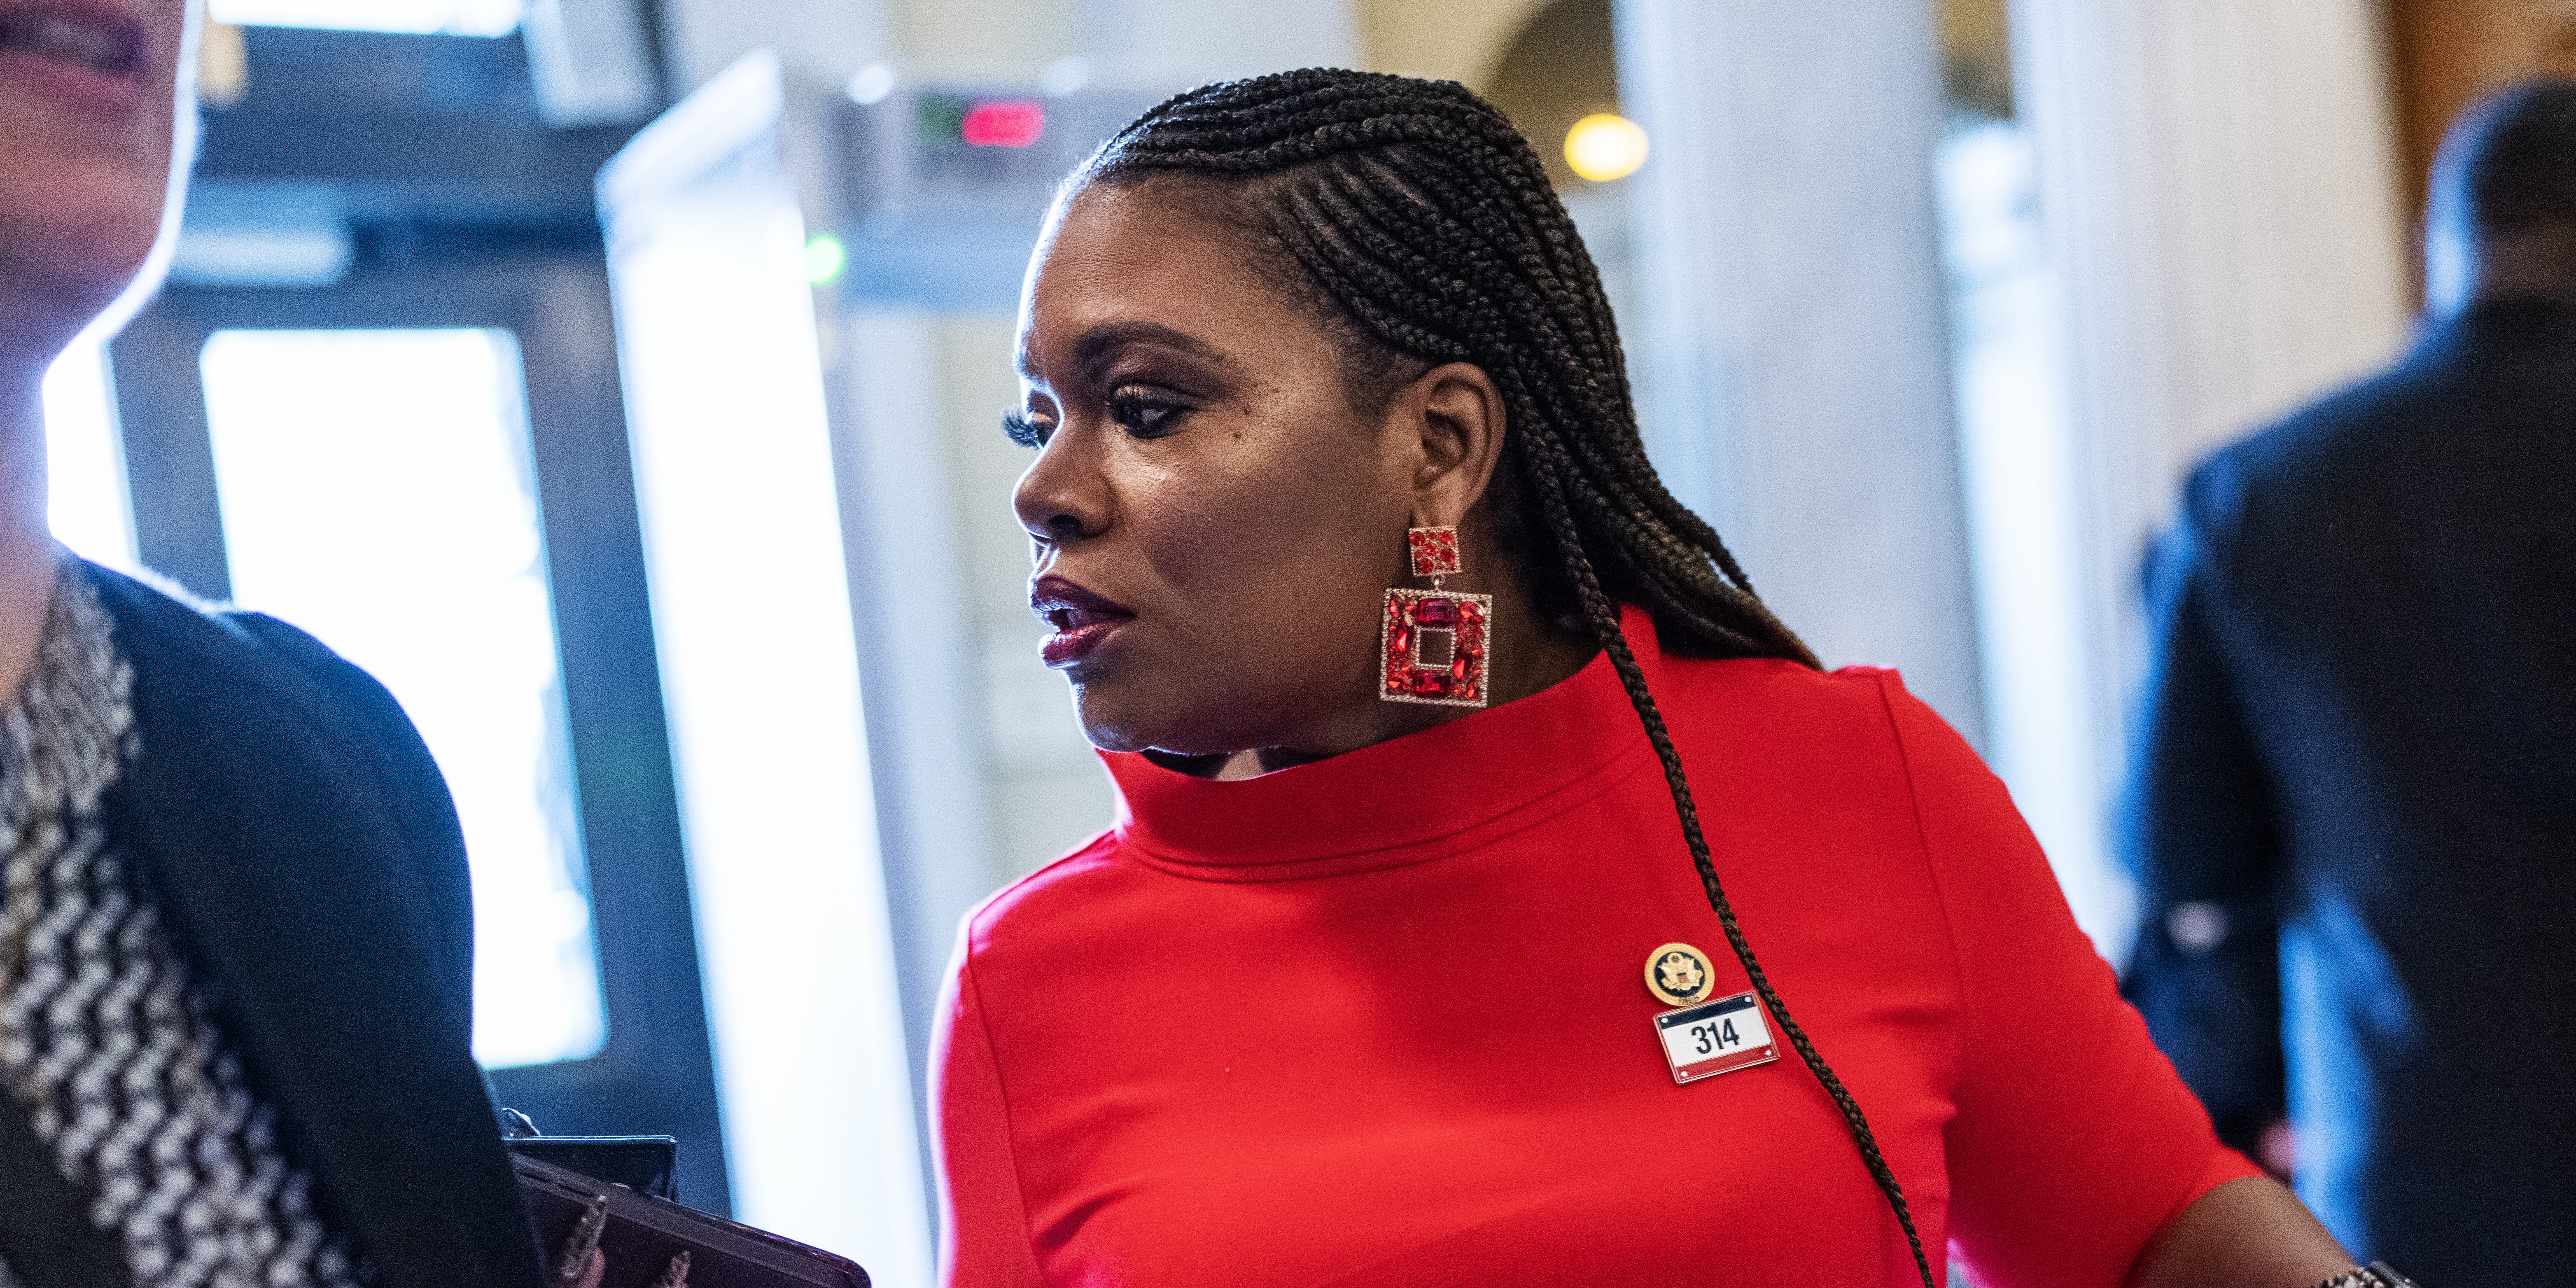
1654 990 1780 1084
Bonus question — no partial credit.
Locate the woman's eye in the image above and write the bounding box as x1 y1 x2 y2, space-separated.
1001 409 1053 449
1107 389 1189 439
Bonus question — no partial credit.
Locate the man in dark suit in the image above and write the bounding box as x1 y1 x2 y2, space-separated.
0 3 559 1286
2123 79 2576 1285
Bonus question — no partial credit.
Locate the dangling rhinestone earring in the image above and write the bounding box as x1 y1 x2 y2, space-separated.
1380 525 1493 708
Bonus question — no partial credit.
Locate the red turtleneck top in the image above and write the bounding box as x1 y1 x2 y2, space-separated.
932 610 2254 1287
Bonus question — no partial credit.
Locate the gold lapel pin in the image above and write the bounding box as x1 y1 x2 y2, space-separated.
1644 942 1717 1008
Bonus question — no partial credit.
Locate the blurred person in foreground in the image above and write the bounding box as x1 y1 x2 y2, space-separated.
0 3 555 1286
2123 79 2576 1284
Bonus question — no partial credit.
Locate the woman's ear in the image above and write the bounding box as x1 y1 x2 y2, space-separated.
1394 362 1507 528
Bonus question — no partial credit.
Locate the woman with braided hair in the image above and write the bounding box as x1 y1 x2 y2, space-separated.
935 69 2379 1288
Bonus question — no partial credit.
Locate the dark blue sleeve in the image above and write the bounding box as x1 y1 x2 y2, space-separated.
2118 500 2288 1143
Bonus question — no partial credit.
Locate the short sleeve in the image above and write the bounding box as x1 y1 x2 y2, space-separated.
931 930 1045 1288
1880 679 2259 1288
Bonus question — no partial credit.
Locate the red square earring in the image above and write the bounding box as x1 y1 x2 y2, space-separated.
1381 525 1492 708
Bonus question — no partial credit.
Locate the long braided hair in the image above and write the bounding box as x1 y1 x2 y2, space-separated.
1074 69 1938 1288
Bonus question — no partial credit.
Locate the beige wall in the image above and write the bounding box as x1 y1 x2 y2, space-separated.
1355 0 1551 89
891 0 1073 83
2387 0 2576 266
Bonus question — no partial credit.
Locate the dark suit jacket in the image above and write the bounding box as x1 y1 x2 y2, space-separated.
2121 297 2576 1283
0 563 549 1288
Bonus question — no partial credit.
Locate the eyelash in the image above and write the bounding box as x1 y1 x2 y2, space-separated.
1001 387 1192 450
1002 409 1051 449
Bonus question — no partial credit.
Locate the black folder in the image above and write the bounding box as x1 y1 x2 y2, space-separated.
513 1153 871 1288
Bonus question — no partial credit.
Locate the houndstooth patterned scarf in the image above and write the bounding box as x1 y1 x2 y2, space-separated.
0 561 368 1288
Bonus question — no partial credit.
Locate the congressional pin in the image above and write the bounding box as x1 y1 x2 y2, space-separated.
1643 942 1717 1007
1654 990 1780 1085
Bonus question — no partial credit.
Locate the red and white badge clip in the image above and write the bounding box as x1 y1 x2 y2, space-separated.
1643 942 1780 1085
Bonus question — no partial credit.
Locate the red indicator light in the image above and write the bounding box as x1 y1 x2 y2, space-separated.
961 99 1044 147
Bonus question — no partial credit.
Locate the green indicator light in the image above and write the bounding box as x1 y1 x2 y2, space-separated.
805 235 846 285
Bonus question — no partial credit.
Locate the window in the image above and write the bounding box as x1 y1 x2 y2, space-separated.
207 0 522 37
38 338 140 572
197 327 606 1068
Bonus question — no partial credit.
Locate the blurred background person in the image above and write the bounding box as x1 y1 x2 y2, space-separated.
2120 78 2576 1286
0 1 550 1286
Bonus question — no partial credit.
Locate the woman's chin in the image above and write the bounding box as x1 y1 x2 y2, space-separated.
1071 694 1253 759
0 193 162 320
1067 694 1157 755
1078 724 1151 755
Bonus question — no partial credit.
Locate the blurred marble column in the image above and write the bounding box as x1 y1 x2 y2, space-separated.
1613 0 1986 744
2006 0 2410 910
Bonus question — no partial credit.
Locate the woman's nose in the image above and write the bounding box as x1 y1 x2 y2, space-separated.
1013 440 1109 545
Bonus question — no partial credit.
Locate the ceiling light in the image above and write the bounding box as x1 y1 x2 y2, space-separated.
1565 113 1649 183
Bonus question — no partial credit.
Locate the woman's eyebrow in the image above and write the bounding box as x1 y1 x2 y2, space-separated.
1068 322 1229 380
